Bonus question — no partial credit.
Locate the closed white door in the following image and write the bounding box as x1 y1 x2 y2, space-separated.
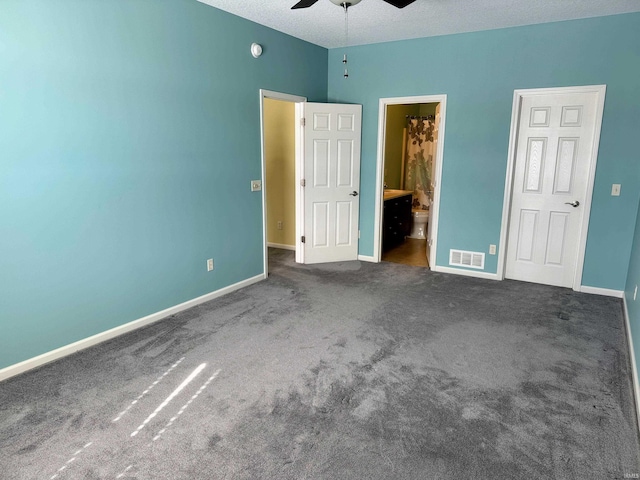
505 90 602 288
297 102 362 264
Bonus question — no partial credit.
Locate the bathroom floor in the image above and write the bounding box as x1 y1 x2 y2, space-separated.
382 238 429 268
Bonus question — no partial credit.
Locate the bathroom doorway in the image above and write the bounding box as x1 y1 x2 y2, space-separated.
373 95 447 269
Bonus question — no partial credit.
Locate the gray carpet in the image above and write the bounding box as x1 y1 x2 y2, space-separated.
1 248 638 479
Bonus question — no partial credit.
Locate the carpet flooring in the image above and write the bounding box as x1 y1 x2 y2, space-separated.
1 248 638 479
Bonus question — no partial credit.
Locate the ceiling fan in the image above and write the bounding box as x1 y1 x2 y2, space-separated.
292 0 417 78
292 0 416 9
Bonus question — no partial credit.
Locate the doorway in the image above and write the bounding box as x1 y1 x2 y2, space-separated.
260 91 363 273
260 90 306 277
374 95 447 268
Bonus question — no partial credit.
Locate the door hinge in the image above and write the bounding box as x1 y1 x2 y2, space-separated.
301 117 306 127
301 236 306 243
301 179 306 187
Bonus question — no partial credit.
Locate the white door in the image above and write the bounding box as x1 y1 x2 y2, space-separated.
505 90 602 288
296 102 362 264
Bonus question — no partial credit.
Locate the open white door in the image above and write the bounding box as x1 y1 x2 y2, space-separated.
295 102 362 264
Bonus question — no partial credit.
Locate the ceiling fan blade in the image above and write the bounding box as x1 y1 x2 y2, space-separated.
292 0 319 9
382 0 417 8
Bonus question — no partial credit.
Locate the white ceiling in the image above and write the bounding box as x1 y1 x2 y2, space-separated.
196 0 640 49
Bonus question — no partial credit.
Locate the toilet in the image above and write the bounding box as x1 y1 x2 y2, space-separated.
409 209 429 239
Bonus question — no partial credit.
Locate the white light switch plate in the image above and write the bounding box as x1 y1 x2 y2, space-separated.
251 180 262 192
611 184 621 196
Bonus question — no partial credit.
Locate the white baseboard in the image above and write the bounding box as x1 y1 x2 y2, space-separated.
432 265 500 281
267 242 295 251
358 254 377 263
623 296 640 436
579 285 624 298
0 274 265 382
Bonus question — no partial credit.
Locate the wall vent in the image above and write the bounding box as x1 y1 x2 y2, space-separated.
449 249 485 269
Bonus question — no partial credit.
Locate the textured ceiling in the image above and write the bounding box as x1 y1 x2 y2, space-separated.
196 0 640 49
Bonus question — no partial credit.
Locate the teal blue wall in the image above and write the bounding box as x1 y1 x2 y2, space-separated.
2 1 640 374
625 198 640 387
0 0 327 369
328 13 640 290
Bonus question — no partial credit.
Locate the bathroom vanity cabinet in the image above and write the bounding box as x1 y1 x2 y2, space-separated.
383 193 412 251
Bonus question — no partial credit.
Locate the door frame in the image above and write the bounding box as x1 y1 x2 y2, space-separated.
373 94 447 266
294 102 305 264
497 85 607 290
259 89 307 277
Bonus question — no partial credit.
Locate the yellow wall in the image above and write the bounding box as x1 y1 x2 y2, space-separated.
419 103 437 117
384 104 420 189
265 98 296 247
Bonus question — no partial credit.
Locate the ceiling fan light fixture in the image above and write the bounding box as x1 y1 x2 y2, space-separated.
328 0 362 6
292 0 415 9
292 0 417 78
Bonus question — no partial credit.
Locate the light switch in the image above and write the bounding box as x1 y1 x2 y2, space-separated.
611 184 621 196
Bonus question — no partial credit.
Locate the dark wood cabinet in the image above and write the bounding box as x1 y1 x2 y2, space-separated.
383 194 412 251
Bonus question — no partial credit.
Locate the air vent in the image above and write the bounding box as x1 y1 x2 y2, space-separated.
449 249 485 269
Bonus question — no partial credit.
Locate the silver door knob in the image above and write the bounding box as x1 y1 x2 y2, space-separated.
349 191 358 196
564 200 580 207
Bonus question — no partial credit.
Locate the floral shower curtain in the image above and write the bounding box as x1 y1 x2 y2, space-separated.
403 118 435 210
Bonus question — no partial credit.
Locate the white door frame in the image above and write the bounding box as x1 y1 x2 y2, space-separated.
259 89 307 277
294 102 304 264
373 94 447 266
497 85 606 290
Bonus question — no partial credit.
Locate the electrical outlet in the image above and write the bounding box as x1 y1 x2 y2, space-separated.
207 258 214 272
489 244 496 255
251 180 262 192
277 221 283 230
634 284 638 301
